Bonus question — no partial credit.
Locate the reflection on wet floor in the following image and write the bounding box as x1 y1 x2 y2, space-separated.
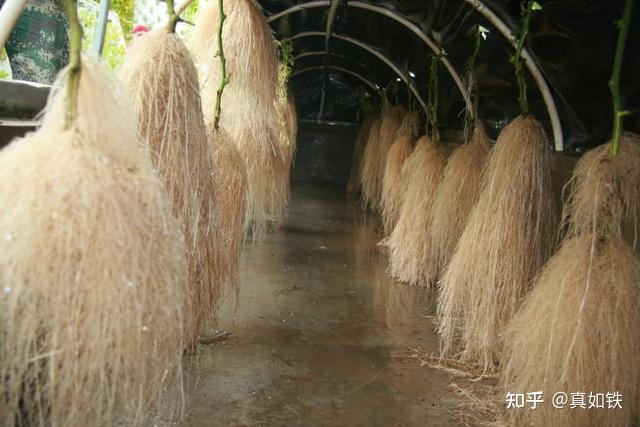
185 182 458 426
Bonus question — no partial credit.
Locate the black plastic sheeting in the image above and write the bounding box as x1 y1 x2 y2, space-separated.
292 121 360 183
259 0 640 153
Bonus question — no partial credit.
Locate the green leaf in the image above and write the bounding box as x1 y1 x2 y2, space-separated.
478 25 489 40
531 2 542 11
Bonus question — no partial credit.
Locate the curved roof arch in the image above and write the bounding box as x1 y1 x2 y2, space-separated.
260 0 640 152
284 31 428 111
291 65 380 93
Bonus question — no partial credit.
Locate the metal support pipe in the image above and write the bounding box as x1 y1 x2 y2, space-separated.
294 51 367 71
267 0 471 114
319 0 342 122
295 50 347 61
291 65 380 92
347 1 472 115
268 0 564 149
267 0 329 22
325 0 340 47
285 31 427 112
91 0 111 56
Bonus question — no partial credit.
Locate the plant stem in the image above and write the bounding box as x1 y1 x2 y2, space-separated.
64 0 82 129
213 0 230 130
609 0 634 156
467 25 484 126
511 0 537 116
166 0 178 33
428 51 442 141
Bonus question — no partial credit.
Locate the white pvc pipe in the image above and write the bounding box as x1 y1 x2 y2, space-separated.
0 0 28 51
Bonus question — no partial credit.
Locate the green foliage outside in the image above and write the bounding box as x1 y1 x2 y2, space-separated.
176 0 199 39
111 0 135 42
181 0 199 24
1 0 200 77
0 49 10 79
78 1 127 70
1 1 128 79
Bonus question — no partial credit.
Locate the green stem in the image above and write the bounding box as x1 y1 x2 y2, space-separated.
64 0 82 128
407 74 417 113
427 51 442 141
394 80 399 105
166 0 178 33
466 25 485 127
511 0 538 116
213 0 230 130
608 0 634 156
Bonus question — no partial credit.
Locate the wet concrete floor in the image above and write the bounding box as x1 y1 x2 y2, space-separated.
185 182 459 426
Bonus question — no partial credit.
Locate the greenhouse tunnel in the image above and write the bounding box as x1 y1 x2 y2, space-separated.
1 0 640 425
265 0 640 185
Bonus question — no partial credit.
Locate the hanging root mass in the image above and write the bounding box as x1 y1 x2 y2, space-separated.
359 118 383 210
0 60 187 426
374 105 405 209
209 129 248 296
437 116 557 372
502 234 640 427
347 114 376 193
502 134 640 427
119 29 217 350
277 93 298 170
191 0 288 239
387 136 446 286
431 123 490 281
563 133 640 245
380 111 419 234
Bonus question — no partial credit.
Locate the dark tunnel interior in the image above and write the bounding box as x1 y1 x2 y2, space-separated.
259 0 640 154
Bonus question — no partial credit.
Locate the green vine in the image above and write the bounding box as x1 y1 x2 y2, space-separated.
65 0 83 128
466 25 488 130
181 0 200 23
408 78 419 114
608 0 634 156
511 0 541 116
277 40 294 102
213 0 230 130
110 0 134 42
427 50 443 141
